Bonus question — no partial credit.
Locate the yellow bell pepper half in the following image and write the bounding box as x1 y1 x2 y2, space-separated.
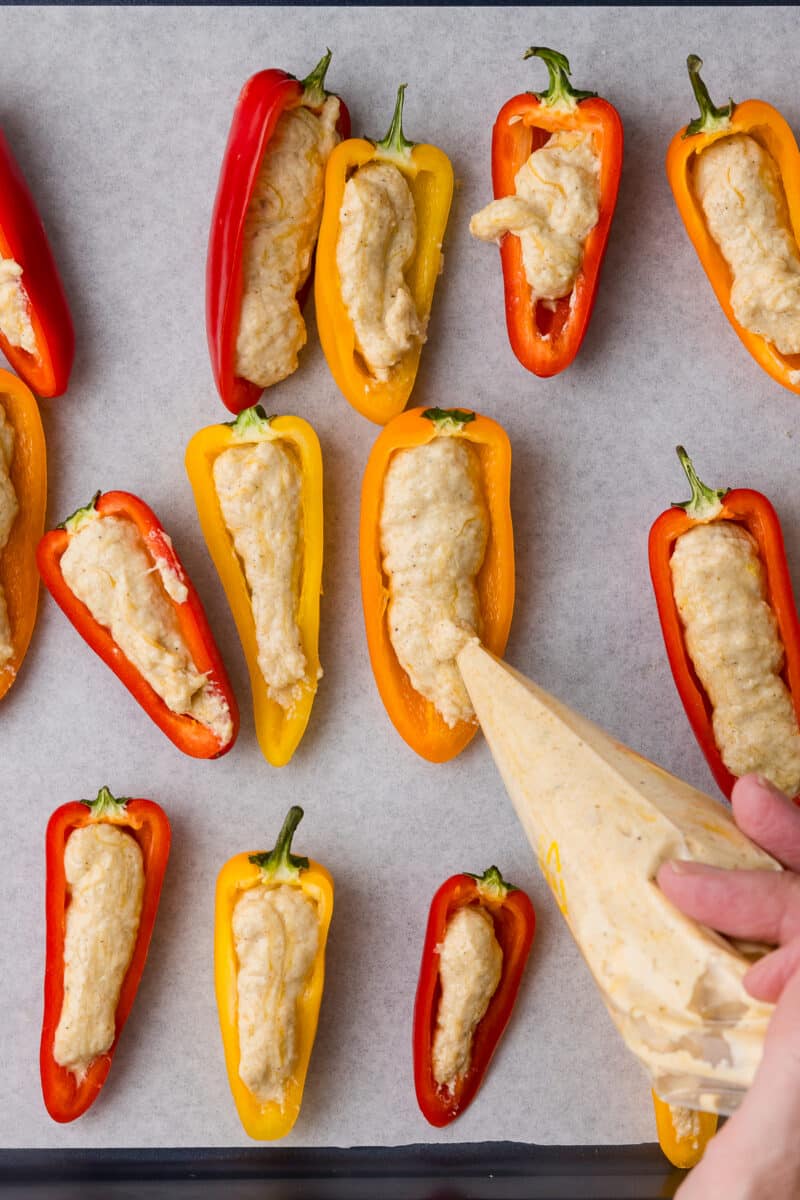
315 84 454 425
185 406 323 766
215 806 334 1140
652 1090 718 1170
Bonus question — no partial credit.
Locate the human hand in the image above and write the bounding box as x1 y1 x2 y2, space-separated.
656 774 800 1199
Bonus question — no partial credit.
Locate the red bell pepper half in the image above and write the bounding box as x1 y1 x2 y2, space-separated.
207 50 351 413
490 48 623 377
36 490 239 758
40 787 171 1123
649 447 800 800
0 129 74 397
413 866 535 1126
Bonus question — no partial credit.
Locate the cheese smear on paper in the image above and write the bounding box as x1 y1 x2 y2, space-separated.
457 640 779 1115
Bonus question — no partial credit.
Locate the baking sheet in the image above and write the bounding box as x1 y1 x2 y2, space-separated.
2 4 798 1151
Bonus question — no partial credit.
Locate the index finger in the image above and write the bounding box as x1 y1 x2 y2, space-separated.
732 775 800 872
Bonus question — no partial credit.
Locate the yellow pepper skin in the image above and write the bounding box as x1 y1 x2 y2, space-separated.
185 406 323 766
215 806 334 1141
652 1090 718 1169
315 85 454 425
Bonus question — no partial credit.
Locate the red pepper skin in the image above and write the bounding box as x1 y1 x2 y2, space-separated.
36 491 239 758
413 868 535 1126
0 130 75 397
40 791 171 1123
649 461 800 800
489 51 622 377
207 58 350 413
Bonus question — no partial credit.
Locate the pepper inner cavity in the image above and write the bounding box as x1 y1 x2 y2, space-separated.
0 398 19 667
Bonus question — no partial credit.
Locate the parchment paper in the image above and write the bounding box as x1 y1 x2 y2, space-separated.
2 5 798 1150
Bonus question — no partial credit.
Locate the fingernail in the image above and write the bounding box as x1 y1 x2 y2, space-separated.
663 859 693 875
751 774 786 797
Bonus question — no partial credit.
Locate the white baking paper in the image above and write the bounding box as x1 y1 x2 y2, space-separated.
1 4 798 1150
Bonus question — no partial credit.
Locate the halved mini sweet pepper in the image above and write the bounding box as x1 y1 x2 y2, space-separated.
0 130 74 397
648 447 800 799
666 55 800 394
487 48 623 377
37 490 239 758
360 406 514 762
207 50 351 413
215 805 334 1140
413 865 535 1126
0 368 46 700
651 1090 718 1170
185 405 323 766
315 85 454 424
40 786 171 1123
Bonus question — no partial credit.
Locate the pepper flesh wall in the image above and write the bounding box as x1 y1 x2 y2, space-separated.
457 640 778 1115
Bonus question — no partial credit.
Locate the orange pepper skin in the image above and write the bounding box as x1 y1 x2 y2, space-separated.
0 368 46 701
315 87 453 425
652 1091 718 1170
360 407 514 763
666 56 800 394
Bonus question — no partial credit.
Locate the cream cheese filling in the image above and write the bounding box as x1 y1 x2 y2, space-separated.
60 514 232 745
233 882 319 1104
0 257 36 355
380 436 488 727
213 438 307 709
0 400 19 667
53 823 144 1078
670 521 800 795
235 97 341 390
470 129 600 303
694 133 800 355
336 160 425 380
431 904 503 1090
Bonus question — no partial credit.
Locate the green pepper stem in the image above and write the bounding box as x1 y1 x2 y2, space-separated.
524 47 596 109
228 404 274 439
300 49 333 109
376 84 414 160
59 491 101 533
249 806 309 882
466 864 518 898
81 785 129 819
422 408 476 432
672 445 729 519
684 55 734 138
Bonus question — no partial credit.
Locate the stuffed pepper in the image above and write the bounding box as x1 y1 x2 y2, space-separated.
215 806 333 1140
649 447 800 799
40 786 170 1122
470 48 622 377
37 490 238 758
208 50 350 412
0 130 74 397
360 406 514 762
315 85 454 424
186 405 323 766
0 368 46 700
667 56 800 394
413 865 535 1126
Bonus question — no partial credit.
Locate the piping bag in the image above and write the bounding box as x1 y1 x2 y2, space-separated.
457 641 778 1162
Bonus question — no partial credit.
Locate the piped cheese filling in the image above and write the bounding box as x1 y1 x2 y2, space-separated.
694 134 800 355
432 905 503 1090
0 257 36 355
470 129 600 303
53 823 144 1078
60 514 232 745
670 521 800 795
380 436 487 726
0 400 19 667
336 161 425 380
233 883 319 1104
235 97 341 389
213 439 307 709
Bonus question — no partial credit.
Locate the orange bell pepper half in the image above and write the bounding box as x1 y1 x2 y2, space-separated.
360 406 514 762
487 48 623 377
649 446 800 800
0 367 46 701
666 55 800 394
652 1090 718 1170
315 85 453 425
